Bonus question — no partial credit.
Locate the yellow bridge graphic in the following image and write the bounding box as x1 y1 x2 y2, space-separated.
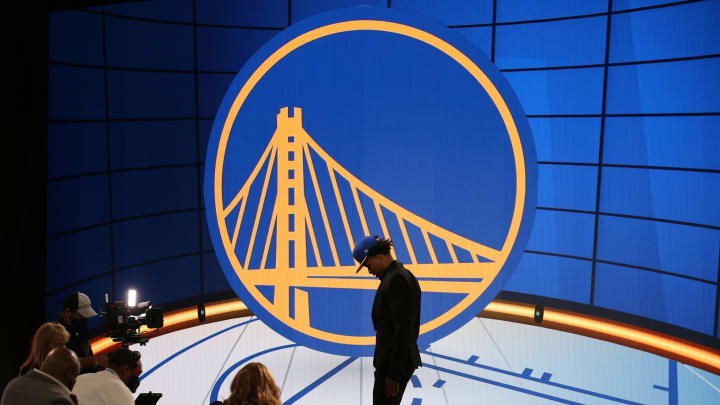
219 107 509 343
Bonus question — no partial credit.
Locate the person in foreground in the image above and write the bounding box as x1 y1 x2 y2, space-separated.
210 362 281 405
1 346 81 405
72 348 142 405
353 235 422 405
18 322 71 375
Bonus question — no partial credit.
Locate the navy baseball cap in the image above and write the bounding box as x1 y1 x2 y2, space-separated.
353 236 379 273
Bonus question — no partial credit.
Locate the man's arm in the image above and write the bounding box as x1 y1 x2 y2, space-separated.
386 274 413 381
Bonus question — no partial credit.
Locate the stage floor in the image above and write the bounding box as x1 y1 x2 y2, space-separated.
132 316 719 404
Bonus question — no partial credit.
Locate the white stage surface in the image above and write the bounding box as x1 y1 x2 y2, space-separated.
131 316 719 404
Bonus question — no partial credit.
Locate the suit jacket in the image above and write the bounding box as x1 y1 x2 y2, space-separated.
0 369 75 405
372 260 422 381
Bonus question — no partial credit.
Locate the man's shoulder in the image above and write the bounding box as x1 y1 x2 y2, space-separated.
19 370 61 387
389 263 421 295
390 262 417 283
383 265 410 290
76 370 102 382
74 370 134 404
1 372 73 405
2 374 24 392
76 370 120 390
77 370 118 385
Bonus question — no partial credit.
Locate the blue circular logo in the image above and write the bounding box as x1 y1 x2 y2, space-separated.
205 7 537 356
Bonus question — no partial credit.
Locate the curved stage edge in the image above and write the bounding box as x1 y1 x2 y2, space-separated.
90 298 720 375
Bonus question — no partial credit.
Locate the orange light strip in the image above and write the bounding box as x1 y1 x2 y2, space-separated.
542 309 720 372
484 300 535 319
92 298 720 375
481 300 720 375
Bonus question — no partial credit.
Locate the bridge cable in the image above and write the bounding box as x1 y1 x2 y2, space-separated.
280 346 297 394
479 318 516 373
201 316 255 405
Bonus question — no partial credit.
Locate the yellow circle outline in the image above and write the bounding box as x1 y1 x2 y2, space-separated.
214 20 526 346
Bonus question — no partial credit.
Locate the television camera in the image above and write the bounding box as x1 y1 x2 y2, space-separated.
103 290 163 347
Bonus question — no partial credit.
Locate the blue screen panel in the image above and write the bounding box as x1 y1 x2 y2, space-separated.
112 212 199 268
505 253 592 304
613 0 691 11
527 210 595 258
201 213 213 251
115 255 201 305
105 16 194 70
104 0 193 23
597 215 720 282
111 167 198 219
529 117 601 163
49 10 103 65
594 262 716 335
497 0 607 22
601 167 720 227
603 116 720 171
503 68 604 114
48 65 106 121
107 70 195 119
48 123 107 179
203 252 231 294
392 0 493 26
47 175 109 236
196 0 288 27
606 58 720 114
537 165 598 211
45 275 113 324
46 226 112 293
292 0 386 24
44 0 720 345
199 174 206 210
495 17 606 69
110 121 197 169
453 27 492 58
611 1 720 63
198 73 235 117
199 119 213 164
197 27 279 72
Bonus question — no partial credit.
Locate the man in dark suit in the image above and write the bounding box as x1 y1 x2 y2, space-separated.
1 346 80 405
353 235 422 405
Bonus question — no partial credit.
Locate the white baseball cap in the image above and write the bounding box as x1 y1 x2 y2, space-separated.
63 292 98 318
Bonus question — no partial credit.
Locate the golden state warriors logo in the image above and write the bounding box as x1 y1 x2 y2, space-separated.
205 7 537 356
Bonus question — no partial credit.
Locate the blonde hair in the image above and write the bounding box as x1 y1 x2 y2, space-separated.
226 362 281 405
19 322 70 375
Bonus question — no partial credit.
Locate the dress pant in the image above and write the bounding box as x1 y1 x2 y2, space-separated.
373 370 411 405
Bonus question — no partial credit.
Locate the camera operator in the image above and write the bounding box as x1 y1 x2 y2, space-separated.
58 292 108 372
72 348 142 405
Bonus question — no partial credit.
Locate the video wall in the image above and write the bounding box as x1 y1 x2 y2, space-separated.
47 0 719 346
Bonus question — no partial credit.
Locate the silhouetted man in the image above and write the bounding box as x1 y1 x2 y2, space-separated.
1 346 80 405
353 236 422 405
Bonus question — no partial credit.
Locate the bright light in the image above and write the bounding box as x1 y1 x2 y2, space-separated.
127 289 137 307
